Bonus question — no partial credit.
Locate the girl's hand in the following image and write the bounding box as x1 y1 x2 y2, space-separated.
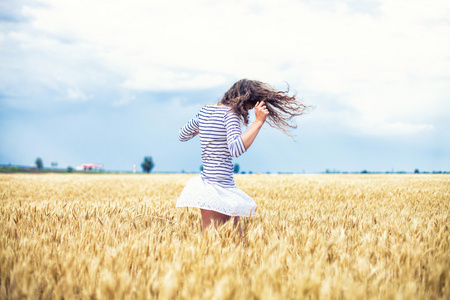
254 101 269 124
241 101 268 149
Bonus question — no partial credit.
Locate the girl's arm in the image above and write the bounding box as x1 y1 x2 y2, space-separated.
179 113 199 141
224 101 268 157
241 101 269 149
224 112 247 157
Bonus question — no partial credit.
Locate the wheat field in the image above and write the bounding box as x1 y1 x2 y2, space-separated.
0 173 449 299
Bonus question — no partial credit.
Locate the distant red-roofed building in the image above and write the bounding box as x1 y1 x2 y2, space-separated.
76 163 104 171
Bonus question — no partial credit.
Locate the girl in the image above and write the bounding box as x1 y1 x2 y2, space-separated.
176 79 307 230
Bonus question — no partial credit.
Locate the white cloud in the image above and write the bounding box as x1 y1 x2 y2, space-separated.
2 0 450 136
64 88 90 101
122 70 228 91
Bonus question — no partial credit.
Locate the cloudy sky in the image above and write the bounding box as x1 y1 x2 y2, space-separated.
1 0 449 173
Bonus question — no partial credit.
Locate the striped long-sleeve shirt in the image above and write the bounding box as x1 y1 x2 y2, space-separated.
179 105 246 188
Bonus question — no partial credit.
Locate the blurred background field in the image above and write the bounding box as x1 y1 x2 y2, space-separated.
1 174 449 299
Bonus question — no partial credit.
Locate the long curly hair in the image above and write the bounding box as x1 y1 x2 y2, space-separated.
219 79 308 134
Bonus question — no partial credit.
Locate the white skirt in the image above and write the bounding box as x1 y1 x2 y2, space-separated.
176 176 257 217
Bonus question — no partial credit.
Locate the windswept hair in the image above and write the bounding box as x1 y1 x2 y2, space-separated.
219 79 309 134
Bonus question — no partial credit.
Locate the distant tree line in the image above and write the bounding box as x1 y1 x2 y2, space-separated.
2 156 449 174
